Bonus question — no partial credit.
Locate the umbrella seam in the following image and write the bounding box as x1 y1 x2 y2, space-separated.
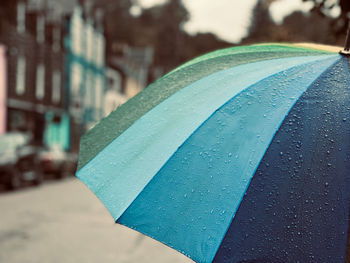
78 51 334 171
79 55 339 217
109 55 340 263
211 56 342 262
167 43 334 76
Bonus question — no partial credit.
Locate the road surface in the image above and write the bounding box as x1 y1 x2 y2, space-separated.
0 178 194 263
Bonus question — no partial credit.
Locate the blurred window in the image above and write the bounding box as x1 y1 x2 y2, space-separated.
35 63 45 99
96 33 105 67
95 76 103 119
53 26 60 52
52 70 61 103
71 63 82 98
71 8 83 56
86 23 94 62
36 15 45 44
17 2 26 34
16 56 26 95
84 71 93 108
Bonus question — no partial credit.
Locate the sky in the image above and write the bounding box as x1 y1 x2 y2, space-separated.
137 0 316 43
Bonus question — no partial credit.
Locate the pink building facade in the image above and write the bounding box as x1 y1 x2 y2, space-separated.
0 45 6 135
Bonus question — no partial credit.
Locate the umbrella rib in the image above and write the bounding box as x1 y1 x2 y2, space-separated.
78 48 333 171
113 56 340 263
210 56 342 262
77 55 340 232
213 57 346 263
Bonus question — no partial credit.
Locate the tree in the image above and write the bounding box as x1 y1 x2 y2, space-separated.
303 0 350 17
241 0 278 44
94 0 136 54
302 0 350 41
94 0 230 72
280 11 335 44
242 0 346 46
153 0 189 71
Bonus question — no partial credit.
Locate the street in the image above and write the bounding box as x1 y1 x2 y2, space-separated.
0 178 194 263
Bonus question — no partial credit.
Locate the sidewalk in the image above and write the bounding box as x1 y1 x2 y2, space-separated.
0 178 193 263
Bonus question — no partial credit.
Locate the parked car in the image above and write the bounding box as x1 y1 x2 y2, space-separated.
0 132 43 190
39 145 77 179
64 151 78 176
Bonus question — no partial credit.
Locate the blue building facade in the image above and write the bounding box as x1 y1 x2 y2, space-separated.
64 5 106 151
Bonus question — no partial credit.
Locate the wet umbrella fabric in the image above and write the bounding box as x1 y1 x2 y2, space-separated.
76 44 350 263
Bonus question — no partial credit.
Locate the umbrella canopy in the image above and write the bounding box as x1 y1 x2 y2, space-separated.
76 43 350 263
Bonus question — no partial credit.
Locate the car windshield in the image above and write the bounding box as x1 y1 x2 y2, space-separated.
0 136 13 154
0 133 29 154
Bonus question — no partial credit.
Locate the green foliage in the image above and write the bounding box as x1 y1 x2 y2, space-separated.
94 0 136 49
301 0 350 38
241 0 277 43
94 0 230 72
244 0 349 46
303 0 350 17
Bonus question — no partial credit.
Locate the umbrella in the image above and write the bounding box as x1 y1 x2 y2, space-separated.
76 42 350 263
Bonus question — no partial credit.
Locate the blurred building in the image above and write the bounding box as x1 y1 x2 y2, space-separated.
0 0 156 152
64 1 106 149
0 0 107 152
0 45 6 135
104 67 127 117
0 0 69 150
109 45 154 99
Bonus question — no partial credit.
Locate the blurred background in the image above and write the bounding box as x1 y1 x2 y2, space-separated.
0 0 349 262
